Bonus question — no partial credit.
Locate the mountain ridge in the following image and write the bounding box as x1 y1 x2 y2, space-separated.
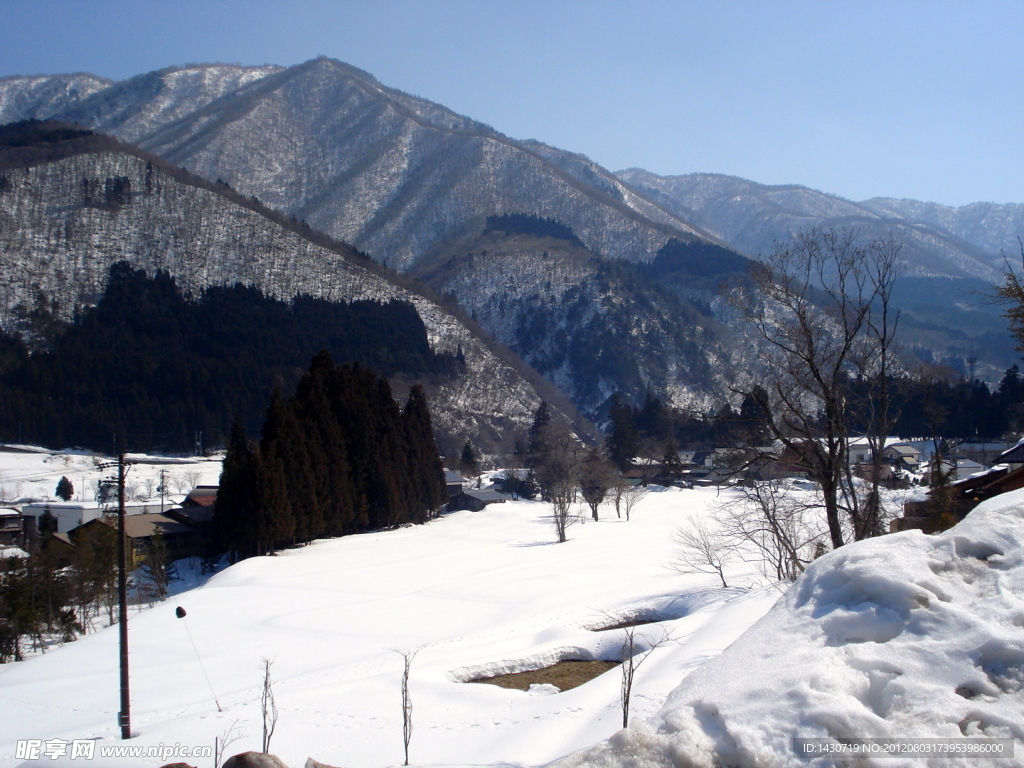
0 124 584 454
0 59 1019 409
614 169 1014 282
1 58 714 270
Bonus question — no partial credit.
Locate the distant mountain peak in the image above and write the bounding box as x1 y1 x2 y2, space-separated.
306 55 380 84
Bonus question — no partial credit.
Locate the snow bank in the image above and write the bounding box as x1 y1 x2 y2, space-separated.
555 488 1024 767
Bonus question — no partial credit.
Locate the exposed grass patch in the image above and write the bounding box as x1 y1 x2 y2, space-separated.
469 660 618 692
591 617 659 631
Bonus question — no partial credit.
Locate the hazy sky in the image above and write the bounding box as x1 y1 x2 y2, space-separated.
2 0 1021 206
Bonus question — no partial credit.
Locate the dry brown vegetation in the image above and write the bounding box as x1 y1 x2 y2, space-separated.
469 660 618 692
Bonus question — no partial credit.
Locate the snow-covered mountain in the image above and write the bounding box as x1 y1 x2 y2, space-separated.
614 170 1010 283
0 72 112 124
860 197 1024 262
53 64 284 145
0 128 577 454
410 223 748 414
0 58 714 272
1 59 1019 408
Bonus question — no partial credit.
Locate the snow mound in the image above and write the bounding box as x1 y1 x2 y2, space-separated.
554 488 1024 767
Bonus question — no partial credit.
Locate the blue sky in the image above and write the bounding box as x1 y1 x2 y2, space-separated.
2 0 1021 206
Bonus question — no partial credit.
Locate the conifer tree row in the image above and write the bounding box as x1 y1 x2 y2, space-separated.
0 262 462 453
214 353 447 560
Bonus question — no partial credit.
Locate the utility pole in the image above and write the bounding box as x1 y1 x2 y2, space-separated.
116 453 131 739
100 453 132 739
159 469 167 514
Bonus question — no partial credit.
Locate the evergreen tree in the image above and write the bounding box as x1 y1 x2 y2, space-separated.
636 394 672 443
211 354 447 559
606 394 638 470
527 401 552 469
459 441 480 479
253 447 294 554
55 476 74 502
214 419 258 561
38 507 57 540
661 438 684 482
403 386 446 520
262 388 314 544
0 264 458 454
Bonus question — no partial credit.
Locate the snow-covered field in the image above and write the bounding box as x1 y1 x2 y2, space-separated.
0 451 777 768
4 446 1023 768
0 446 224 507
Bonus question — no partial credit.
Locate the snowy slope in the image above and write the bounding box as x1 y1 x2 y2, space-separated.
0 470 777 768
556 489 1024 768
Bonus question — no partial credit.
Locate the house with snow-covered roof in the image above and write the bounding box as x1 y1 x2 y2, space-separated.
447 488 510 512
21 500 171 535
75 513 200 569
0 508 24 547
883 443 922 470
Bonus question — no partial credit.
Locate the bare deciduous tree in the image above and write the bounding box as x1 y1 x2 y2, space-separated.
184 470 202 492
737 227 903 549
260 658 278 754
579 447 614 522
618 623 670 728
213 719 245 768
140 526 173 600
173 474 190 495
622 484 648 522
124 479 141 501
395 647 421 766
716 481 826 582
608 473 629 519
550 475 579 543
672 516 736 588
532 420 583 542
851 236 904 539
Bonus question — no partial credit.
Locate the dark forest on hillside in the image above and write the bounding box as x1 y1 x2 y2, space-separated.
485 213 584 246
0 263 463 453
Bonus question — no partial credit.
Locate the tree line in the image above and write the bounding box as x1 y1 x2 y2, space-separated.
602 363 1024 465
0 518 123 662
0 263 462 453
485 213 584 246
214 352 448 561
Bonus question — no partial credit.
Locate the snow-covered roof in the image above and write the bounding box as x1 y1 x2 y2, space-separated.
461 489 510 502
886 443 920 456
998 440 1024 464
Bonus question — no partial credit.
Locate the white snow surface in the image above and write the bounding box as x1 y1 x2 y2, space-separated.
0 446 223 506
555 489 1024 768
7 446 1021 768
0 463 778 768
